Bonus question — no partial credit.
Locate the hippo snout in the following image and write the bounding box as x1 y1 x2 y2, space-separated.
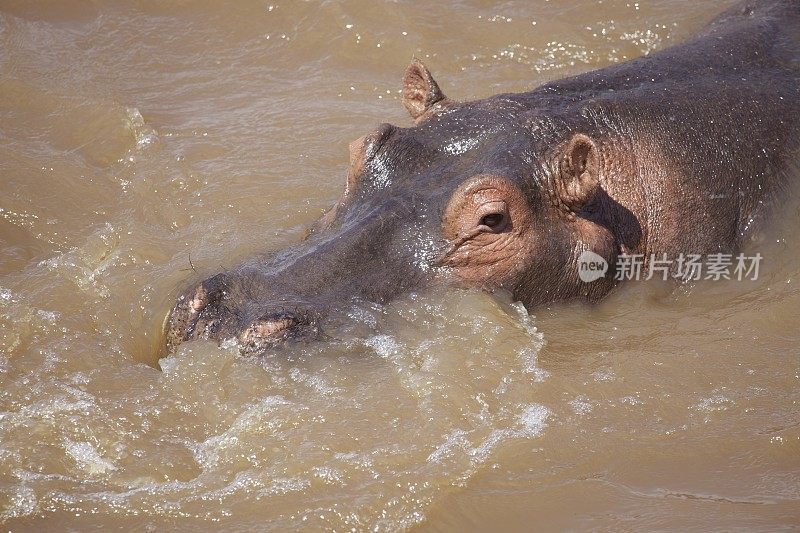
164 272 320 355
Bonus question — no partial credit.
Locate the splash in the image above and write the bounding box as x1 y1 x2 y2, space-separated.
0 290 548 530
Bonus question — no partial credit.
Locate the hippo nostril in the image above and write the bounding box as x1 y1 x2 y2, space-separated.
189 287 207 313
248 317 298 338
164 273 230 354
238 312 304 352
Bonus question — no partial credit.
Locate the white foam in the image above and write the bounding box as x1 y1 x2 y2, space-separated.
692 394 732 412
517 403 550 436
64 441 117 475
36 309 60 323
190 395 296 469
569 396 594 415
427 429 469 464
429 404 550 466
0 287 15 303
0 486 37 520
365 335 401 358
125 107 158 149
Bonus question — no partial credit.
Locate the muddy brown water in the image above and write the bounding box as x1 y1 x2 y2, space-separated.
1 0 799 530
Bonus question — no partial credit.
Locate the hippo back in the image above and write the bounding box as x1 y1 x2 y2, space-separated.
513 0 800 256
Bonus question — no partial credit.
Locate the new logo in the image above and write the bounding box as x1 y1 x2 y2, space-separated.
577 250 608 282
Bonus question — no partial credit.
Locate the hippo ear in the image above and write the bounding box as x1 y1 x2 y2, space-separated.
402 59 447 120
556 133 601 212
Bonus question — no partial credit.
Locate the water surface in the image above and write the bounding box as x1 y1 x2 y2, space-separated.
1 0 798 530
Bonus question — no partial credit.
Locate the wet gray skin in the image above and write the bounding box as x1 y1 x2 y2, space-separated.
166 0 800 355
165 116 547 353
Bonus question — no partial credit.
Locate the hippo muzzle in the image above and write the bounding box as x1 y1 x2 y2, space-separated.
165 271 322 355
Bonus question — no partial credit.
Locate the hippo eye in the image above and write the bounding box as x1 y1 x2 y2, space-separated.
478 212 508 232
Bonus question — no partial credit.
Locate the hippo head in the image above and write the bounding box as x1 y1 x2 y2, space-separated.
165 60 623 355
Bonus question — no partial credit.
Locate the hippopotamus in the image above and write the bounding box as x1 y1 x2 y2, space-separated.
165 0 800 355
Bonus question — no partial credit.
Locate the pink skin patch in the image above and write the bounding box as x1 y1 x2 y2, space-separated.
189 286 207 314
251 318 295 338
239 317 299 349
